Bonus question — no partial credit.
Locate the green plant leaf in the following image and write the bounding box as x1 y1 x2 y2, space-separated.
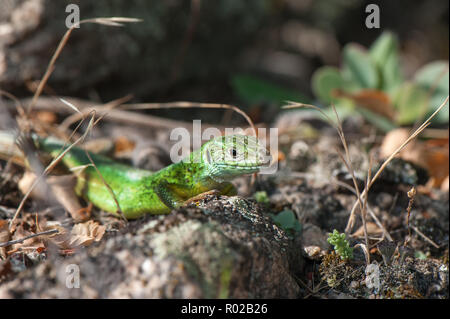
253 191 269 204
231 74 311 106
393 82 429 125
414 250 427 260
343 44 378 89
357 108 397 132
382 52 403 93
414 61 449 123
369 31 403 92
311 67 344 104
327 229 353 260
369 31 397 65
270 210 301 236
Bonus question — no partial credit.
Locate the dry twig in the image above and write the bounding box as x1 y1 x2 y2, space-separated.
123 102 257 137
0 229 58 248
283 102 369 244
27 17 141 115
9 113 96 228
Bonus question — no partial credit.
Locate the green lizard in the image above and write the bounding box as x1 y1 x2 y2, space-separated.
2 133 270 219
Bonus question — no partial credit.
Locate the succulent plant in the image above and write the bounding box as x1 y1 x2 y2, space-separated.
312 32 449 131
327 229 354 261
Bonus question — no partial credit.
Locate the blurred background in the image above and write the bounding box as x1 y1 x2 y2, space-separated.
0 0 448 125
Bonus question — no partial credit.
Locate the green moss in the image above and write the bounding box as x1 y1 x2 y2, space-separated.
218 259 233 299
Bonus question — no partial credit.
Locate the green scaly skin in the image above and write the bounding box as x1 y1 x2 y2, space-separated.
36 134 269 219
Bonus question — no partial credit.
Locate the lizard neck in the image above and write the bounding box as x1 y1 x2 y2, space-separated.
153 161 221 190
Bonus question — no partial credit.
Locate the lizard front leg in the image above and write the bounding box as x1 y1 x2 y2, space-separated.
219 182 237 196
154 182 187 210
155 182 237 210
183 182 237 206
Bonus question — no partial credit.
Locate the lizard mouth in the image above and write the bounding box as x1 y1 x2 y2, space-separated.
216 163 261 171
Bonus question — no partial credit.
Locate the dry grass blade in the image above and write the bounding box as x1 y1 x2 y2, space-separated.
123 102 257 137
59 95 133 131
283 101 339 129
332 178 392 242
411 226 440 249
0 90 26 118
283 101 366 235
59 98 82 114
360 155 373 263
9 113 97 229
27 17 142 115
4 96 228 131
92 17 142 24
371 96 447 188
345 96 448 234
354 243 370 265
413 65 449 130
83 150 127 222
69 108 128 222
282 97 449 242
89 17 142 27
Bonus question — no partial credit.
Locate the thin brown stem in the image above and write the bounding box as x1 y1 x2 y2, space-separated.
0 229 58 248
123 102 257 137
27 17 141 115
10 113 97 229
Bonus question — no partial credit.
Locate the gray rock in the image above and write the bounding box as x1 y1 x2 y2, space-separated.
0 196 303 298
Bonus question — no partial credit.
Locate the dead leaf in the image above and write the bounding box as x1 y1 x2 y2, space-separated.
35 111 57 125
114 136 136 156
0 259 12 279
45 220 106 249
351 222 382 238
83 138 114 155
48 175 86 222
69 220 106 247
18 172 84 221
441 176 449 192
43 223 71 249
72 203 93 223
380 128 449 188
18 171 47 200
380 128 424 164
423 138 449 188
334 89 395 120
10 216 46 252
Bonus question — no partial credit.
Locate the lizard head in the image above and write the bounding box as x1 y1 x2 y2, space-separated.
199 134 271 182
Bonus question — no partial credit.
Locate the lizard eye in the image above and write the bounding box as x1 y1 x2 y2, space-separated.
230 148 237 159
